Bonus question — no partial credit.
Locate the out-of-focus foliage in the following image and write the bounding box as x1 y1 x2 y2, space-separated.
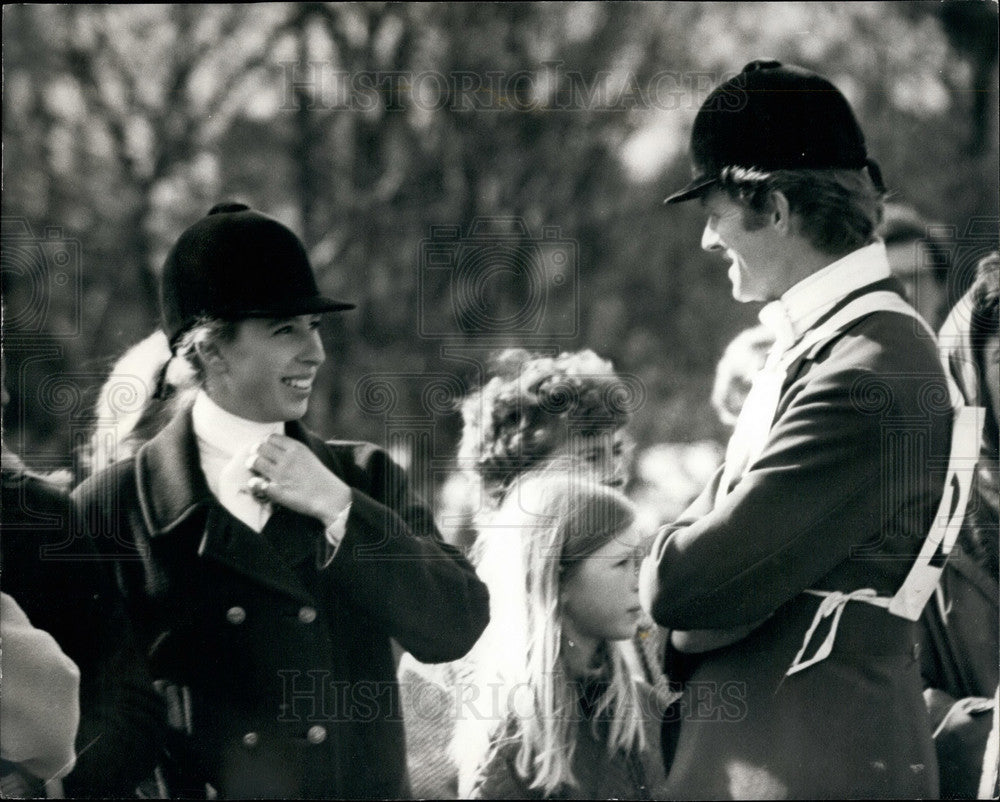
2 2 997 485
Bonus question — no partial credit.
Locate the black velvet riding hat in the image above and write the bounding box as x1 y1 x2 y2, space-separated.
664 59 884 204
160 202 354 348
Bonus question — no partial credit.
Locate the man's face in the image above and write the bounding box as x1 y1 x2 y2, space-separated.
700 190 783 303
208 314 325 422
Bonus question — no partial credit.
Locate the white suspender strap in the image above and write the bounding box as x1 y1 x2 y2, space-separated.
978 688 1000 799
842 299 988 622
783 291 934 370
788 404 985 675
781 293 986 674
888 402 984 620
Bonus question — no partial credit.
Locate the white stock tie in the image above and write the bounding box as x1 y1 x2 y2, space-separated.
714 302 794 508
217 443 272 533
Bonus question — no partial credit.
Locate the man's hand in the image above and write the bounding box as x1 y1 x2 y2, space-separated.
246 434 352 527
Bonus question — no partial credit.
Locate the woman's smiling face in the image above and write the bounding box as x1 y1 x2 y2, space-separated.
208 314 325 422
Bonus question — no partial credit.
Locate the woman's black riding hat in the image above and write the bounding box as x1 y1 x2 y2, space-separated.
160 202 354 348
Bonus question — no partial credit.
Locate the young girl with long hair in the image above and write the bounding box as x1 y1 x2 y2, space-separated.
461 470 668 799
398 348 664 799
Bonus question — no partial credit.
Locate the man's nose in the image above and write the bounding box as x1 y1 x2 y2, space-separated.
701 221 723 252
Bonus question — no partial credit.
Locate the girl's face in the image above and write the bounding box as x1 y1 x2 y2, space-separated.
560 522 644 644
208 315 325 422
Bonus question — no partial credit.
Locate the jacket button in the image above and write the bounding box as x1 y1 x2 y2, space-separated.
226 606 246 625
242 732 259 748
298 606 317 624
306 725 327 745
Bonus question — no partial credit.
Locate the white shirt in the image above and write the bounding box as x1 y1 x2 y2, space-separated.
717 241 896 506
190 391 351 564
191 390 282 532
758 241 892 355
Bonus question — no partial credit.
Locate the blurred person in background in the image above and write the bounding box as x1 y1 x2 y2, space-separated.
628 441 723 532
464 471 669 799
433 347 634 553
880 201 954 330
84 329 197 477
456 348 635 509
1 348 164 798
709 324 775 430
644 60 958 798
71 202 489 799
0 591 79 798
400 347 663 799
628 326 771 540
920 250 999 798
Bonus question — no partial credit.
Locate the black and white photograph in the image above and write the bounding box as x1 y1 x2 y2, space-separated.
2 2 998 799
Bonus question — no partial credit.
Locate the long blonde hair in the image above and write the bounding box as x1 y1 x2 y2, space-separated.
459 469 645 796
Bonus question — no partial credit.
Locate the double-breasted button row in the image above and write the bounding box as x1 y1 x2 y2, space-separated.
242 727 325 749
227 606 318 625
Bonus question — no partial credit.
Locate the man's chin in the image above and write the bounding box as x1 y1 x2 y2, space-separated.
729 276 763 303
730 282 752 303
727 264 746 301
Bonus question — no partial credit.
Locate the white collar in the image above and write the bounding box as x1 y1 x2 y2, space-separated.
758 241 891 348
191 390 283 458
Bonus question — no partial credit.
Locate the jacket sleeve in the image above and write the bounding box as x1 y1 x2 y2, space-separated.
324 443 490 663
66 469 167 798
641 326 951 629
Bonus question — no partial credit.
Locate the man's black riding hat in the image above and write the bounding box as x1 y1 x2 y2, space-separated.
664 59 885 204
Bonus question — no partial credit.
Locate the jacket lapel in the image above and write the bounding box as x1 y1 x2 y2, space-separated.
135 407 314 604
259 504 324 570
286 420 353 481
135 406 213 535
783 277 910 386
199 505 315 604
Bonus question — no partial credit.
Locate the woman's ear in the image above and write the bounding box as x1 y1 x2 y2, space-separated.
770 190 792 236
195 337 227 377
